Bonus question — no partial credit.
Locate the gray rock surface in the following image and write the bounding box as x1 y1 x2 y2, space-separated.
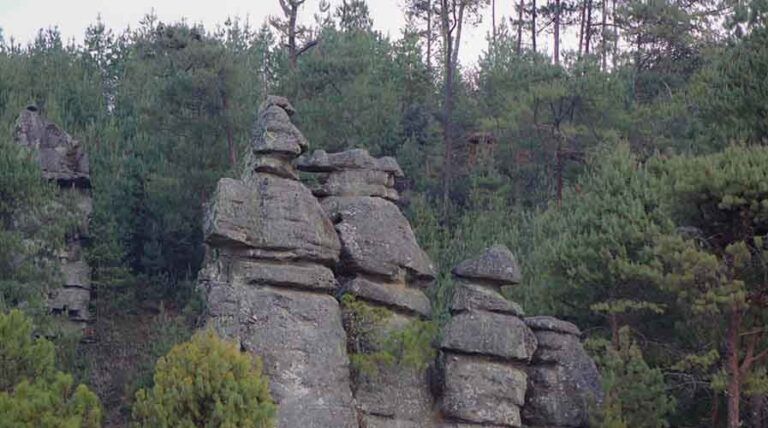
341 276 431 317
298 149 404 201
199 97 358 428
343 309 435 427
440 353 526 427
526 316 581 336
450 280 524 316
452 245 521 286
322 196 435 283
440 311 537 362
523 317 602 428
301 148 436 427
204 176 340 265
14 106 90 184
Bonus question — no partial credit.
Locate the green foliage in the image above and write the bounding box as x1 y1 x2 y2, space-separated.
0 309 56 391
588 327 675 428
341 295 437 376
0 372 102 428
0 310 102 427
693 26 768 145
132 330 275 428
0 139 71 316
531 143 673 323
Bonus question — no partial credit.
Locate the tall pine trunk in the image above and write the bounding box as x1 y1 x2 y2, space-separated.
532 0 537 54
553 0 561 65
517 0 525 55
585 0 593 54
427 0 433 71
726 308 742 428
601 0 608 70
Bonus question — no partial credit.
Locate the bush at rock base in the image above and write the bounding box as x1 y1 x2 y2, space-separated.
132 329 276 428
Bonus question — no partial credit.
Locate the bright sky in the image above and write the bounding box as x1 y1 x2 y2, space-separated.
0 0 533 65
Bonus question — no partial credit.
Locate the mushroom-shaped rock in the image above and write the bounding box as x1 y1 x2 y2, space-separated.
452 244 521 285
251 98 308 156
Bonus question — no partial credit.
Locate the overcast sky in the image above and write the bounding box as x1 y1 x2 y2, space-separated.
0 0 538 65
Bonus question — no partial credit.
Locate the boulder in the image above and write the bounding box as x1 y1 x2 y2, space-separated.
440 353 526 427
342 276 431 317
525 316 581 336
204 176 340 265
311 169 397 200
440 311 537 362
450 281 524 316
452 245 521 286
298 149 404 177
322 196 435 283
251 101 308 156
523 316 602 428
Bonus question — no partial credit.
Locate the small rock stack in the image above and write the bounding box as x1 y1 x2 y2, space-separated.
523 316 603 428
199 96 357 427
298 149 437 428
438 245 537 428
14 106 93 330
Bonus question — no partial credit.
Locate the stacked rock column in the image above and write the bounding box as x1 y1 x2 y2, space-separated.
438 245 537 428
523 317 603 428
14 106 94 331
298 149 437 428
198 97 358 427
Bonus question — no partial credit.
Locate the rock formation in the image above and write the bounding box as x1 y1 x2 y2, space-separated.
298 148 438 428
198 96 603 428
523 316 603 427
14 106 93 330
198 96 357 427
437 245 535 428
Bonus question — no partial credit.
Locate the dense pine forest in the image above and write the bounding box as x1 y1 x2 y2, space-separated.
1 0 768 426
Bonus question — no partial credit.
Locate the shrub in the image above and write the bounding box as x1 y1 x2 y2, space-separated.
132 330 275 428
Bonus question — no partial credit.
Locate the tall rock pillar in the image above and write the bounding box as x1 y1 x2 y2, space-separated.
14 106 93 331
198 97 358 427
299 149 437 428
438 245 537 428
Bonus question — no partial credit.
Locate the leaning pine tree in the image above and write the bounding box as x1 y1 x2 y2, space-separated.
133 330 276 428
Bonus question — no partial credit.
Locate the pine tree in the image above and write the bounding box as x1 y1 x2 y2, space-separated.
132 330 275 428
0 310 102 427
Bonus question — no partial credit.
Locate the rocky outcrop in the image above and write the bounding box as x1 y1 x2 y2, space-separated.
523 316 603 428
198 96 603 428
14 106 93 330
198 96 357 427
437 245 534 428
299 148 437 427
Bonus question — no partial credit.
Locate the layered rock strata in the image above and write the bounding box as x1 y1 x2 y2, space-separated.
198 96 357 427
523 316 603 427
298 148 437 428
438 245 536 428
14 106 93 329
